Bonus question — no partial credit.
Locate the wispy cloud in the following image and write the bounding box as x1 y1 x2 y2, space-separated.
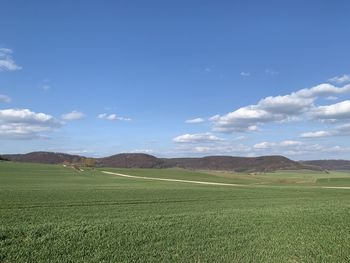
40 84 51 91
0 48 22 71
0 94 11 103
61 111 85 121
98 113 131 121
253 139 350 157
328 74 350 84
265 69 279 75
300 131 333 138
185 117 204 124
300 123 350 139
129 149 154 154
173 133 223 143
254 140 302 149
240 72 251 77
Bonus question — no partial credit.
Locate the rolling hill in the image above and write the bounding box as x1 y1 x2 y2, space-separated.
161 155 317 172
2 151 325 172
3 151 85 164
302 160 350 171
97 153 163 168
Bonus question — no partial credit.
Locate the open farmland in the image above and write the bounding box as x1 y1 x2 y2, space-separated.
1 162 350 262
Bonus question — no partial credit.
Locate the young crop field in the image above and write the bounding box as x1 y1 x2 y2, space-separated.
1 162 350 262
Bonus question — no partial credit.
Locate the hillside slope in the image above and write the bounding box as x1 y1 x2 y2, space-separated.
3 152 84 164
97 153 163 168
162 155 316 172
302 160 350 171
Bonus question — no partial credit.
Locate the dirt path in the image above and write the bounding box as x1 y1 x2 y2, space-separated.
102 171 350 189
101 171 245 187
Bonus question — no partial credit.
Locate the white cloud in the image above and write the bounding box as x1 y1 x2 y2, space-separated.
279 140 303 147
61 111 85 121
0 108 61 139
312 100 350 120
212 105 278 132
258 95 313 114
0 48 22 71
251 137 350 158
211 83 350 133
173 133 223 143
300 131 333 138
240 72 251 77
328 74 350 84
254 142 275 149
185 117 204 124
326 96 338 101
296 83 350 98
176 143 251 155
301 123 350 139
129 149 154 154
98 113 131 121
254 140 302 150
0 94 11 103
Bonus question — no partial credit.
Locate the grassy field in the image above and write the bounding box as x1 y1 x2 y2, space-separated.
1 162 350 262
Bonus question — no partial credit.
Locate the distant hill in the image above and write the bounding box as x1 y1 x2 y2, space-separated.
97 153 163 168
2 151 326 172
161 155 317 172
3 152 84 164
302 160 350 171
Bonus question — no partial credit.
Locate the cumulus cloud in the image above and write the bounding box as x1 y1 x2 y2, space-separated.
211 105 278 132
328 74 350 84
296 83 350 98
312 100 350 121
0 48 22 71
0 94 11 103
185 117 204 124
211 83 350 133
98 113 131 121
173 133 223 143
0 108 61 139
61 111 85 121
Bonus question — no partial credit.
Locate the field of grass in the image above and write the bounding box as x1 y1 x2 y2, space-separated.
1 162 350 262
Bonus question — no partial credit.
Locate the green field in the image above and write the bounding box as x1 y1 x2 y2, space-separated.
1 162 350 262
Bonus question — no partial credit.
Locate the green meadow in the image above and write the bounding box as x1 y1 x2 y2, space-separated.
1 162 350 262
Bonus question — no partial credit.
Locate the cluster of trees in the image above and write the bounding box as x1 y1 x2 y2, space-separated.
83 158 96 168
0 155 9 161
62 158 96 168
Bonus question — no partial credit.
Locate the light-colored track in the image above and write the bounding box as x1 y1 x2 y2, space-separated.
102 171 245 187
102 171 350 189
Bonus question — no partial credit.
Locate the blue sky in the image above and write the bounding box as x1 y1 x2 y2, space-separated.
1 0 350 159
